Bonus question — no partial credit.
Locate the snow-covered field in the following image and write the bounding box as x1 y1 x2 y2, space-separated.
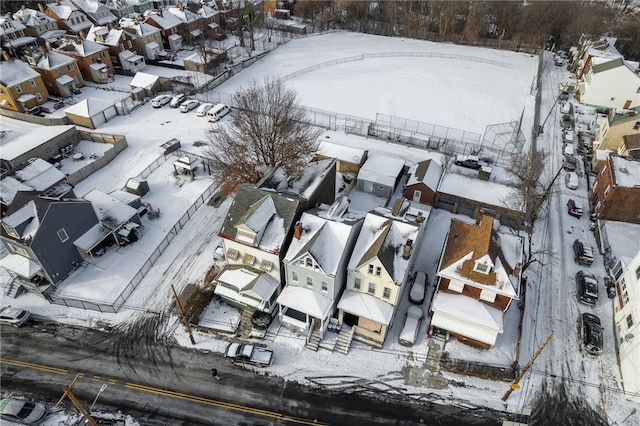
2 32 639 425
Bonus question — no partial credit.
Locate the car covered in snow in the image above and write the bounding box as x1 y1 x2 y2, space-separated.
180 99 200 113
196 102 215 117
576 271 598 305
573 239 594 266
0 398 47 424
0 306 31 327
565 172 578 190
225 343 273 367
408 271 427 304
567 199 583 218
580 313 603 356
169 93 187 108
151 94 171 108
398 305 424 347
560 102 571 114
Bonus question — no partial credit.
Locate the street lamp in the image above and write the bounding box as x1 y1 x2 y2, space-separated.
89 383 108 413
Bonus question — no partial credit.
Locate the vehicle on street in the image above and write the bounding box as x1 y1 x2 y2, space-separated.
567 199 583 218
207 103 231 122
563 155 577 171
0 398 47 424
455 155 483 170
573 239 594 266
179 99 200 113
0 306 31 327
576 271 599 305
151 94 171 108
409 271 427 304
398 305 424 347
561 114 571 128
559 91 569 101
563 129 574 142
554 55 563 66
565 172 578 190
580 313 603 356
196 102 214 117
169 93 187 108
225 343 273 367
560 102 571 114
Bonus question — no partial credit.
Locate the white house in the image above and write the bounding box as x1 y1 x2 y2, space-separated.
277 197 364 347
577 57 640 110
611 250 640 404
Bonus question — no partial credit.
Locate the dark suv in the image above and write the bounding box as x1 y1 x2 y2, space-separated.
581 313 603 356
455 155 482 170
573 239 594 266
576 271 598 305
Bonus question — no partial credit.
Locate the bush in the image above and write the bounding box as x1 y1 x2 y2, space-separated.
251 311 272 329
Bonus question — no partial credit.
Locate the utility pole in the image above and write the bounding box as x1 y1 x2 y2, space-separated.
171 284 196 345
502 331 553 402
56 373 99 426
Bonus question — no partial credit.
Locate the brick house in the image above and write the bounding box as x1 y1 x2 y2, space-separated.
144 7 183 52
168 4 203 44
30 47 84 97
0 59 49 113
590 154 640 224
86 25 145 73
71 0 118 26
45 0 93 35
55 34 114 84
0 15 39 59
118 16 163 61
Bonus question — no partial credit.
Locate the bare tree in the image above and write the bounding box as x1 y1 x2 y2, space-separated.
204 78 321 196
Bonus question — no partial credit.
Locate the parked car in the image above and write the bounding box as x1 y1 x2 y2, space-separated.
196 102 215 117
560 102 571 114
576 271 599 305
151 94 171 108
563 155 577 171
559 91 569 101
169 93 187 108
409 271 427 304
398 305 424 347
561 114 571 128
580 313 603 356
573 239 594 266
180 99 200 113
455 155 482 170
0 398 47 424
225 343 273 367
567 199 583 218
554 55 563 66
207 103 231 122
0 306 31 327
565 172 578 190
563 129 574 142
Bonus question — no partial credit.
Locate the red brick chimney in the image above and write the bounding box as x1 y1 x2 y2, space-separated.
294 221 303 240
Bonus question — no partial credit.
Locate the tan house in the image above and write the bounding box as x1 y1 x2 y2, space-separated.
86 25 145 74
119 16 163 61
429 215 523 349
619 134 640 160
593 107 640 152
45 0 92 35
55 35 114 84
337 204 425 348
0 59 49 113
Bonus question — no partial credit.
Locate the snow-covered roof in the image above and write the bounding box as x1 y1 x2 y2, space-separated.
65 98 113 117
611 156 640 188
145 10 182 29
0 125 75 163
358 155 405 187
13 158 66 191
13 7 55 26
86 25 123 46
119 18 159 36
257 159 336 200
57 36 106 57
108 189 139 205
83 189 137 229
0 59 41 86
36 50 76 70
406 159 443 189
348 211 421 284
46 0 79 19
276 286 333 319
74 222 111 251
3 200 40 239
0 16 27 35
284 211 362 276
168 6 198 23
431 291 503 346
0 177 32 206
0 253 41 279
216 267 279 301
438 216 521 298
437 172 524 212
337 289 394 325
316 140 367 165
72 0 117 25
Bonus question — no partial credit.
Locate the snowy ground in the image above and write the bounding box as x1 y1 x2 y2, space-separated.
2 32 639 425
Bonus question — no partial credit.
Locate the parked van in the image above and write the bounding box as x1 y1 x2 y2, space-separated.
207 103 231 122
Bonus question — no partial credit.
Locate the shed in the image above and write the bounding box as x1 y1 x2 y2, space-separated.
125 178 150 196
64 98 117 129
404 159 443 205
316 140 367 173
356 155 405 199
130 71 160 98
160 138 181 155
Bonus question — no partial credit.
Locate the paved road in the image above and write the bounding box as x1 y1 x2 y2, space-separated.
1 321 507 425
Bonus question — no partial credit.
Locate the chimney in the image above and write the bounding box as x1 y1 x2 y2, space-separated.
179 4 184 12
78 30 85 39
294 221 303 240
38 3 45 12
55 0 61 4
158 6 163 17
402 239 413 260
2 51 10 61
46 41 52 50
416 211 424 223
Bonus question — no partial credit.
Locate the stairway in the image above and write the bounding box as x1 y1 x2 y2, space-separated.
4 280 24 299
334 325 354 355
236 308 254 338
305 323 322 352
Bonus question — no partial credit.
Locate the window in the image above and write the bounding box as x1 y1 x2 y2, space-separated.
635 265 640 280
600 165 607 176
15 84 22 94
259 259 272 272
226 248 239 260
354 277 361 290
127 41 132 48
382 288 391 299
634 121 640 130
321 281 328 292
604 185 611 198
448 280 464 293
368 282 376 294
480 289 496 303
292 271 298 282
29 79 36 87
620 279 627 291
7 243 29 257
67 63 74 71
2 223 19 239
305 258 313 267
474 262 490 274
627 314 634 328
368 264 374 274
375 266 381 276
57 228 69 243
35 92 42 101
242 253 255 265
306 276 313 287
119 44 124 51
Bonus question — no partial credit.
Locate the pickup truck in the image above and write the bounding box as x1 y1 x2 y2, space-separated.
225 343 273 367
455 155 483 170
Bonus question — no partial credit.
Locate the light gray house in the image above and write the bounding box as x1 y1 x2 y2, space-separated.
277 196 364 349
0 191 100 297
355 155 405 200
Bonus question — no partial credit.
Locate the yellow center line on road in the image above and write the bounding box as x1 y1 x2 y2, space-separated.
0 358 68 375
125 382 329 426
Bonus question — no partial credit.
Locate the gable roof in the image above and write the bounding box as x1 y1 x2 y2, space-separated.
592 57 625 74
406 159 443 189
64 98 113 116
438 215 521 297
0 59 41 86
57 35 107 56
144 9 182 29
358 155 405 187
348 210 420 284
36 50 76 70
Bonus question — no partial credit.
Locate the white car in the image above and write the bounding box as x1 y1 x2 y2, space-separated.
151 94 171 108
564 129 574 142
180 99 200 113
560 101 571 114
0 398 47 424
398 305 424 347
409 271 427 304
196 102 214 117
169 93 187 108
0 306 31 327
565 172 578 190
